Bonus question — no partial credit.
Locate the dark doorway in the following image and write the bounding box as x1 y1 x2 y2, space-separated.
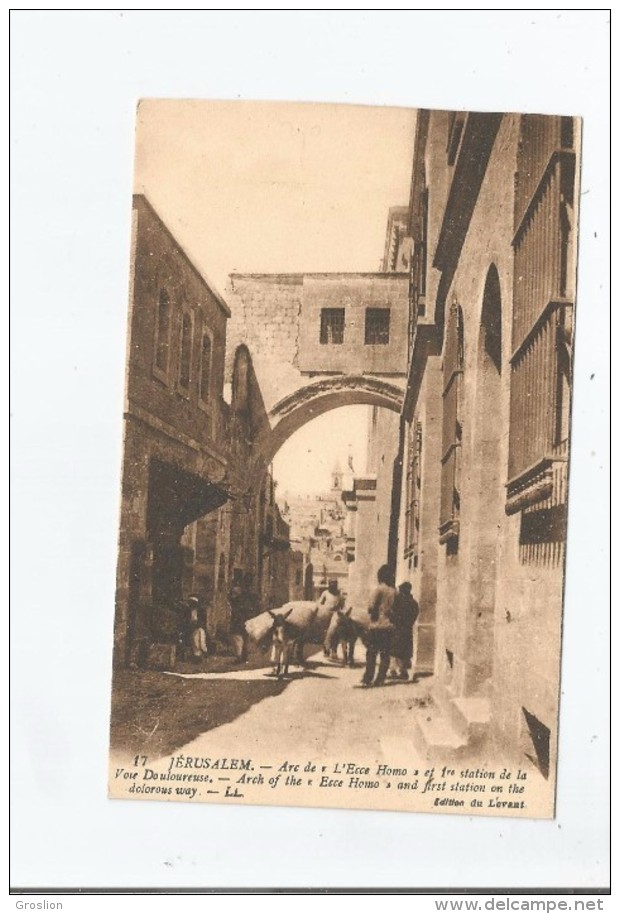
304 563 314 601
151 537 184 607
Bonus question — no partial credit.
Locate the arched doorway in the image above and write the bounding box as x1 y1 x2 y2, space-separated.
303 562 314 600
464 265 503 694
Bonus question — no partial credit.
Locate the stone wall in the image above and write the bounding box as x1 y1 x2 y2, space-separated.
298 273 409 376
395 358 443 673
226 274 304 414
115 197 282 664
433 114 519 701
399 111 577 779
226 272 408 418
365 405 401 578
128 196 229 452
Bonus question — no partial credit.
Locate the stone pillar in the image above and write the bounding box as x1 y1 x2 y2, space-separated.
346 476 378 612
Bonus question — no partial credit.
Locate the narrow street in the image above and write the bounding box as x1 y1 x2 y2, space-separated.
163 652 432 767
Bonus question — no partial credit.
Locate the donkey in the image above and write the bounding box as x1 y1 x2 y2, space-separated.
267 608 297 678
331 607 367 666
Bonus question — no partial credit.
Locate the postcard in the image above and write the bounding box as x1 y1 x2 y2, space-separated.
108 100 581 818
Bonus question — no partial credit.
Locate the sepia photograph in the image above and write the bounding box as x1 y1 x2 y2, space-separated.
108 100 581 819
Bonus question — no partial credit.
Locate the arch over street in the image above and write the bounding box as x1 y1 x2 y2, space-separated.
256 374 405 468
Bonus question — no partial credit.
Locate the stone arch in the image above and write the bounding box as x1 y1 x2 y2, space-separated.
257 375 405 467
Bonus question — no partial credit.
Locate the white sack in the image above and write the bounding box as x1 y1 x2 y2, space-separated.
245 601 326 643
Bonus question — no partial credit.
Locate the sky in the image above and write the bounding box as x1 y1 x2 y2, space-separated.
134 100 416 292
272 405 370 499
133 100 416 494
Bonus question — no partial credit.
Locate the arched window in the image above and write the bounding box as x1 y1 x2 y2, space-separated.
178 311 193 392
154 289 171 375
199 332 212 404
439 300 464 550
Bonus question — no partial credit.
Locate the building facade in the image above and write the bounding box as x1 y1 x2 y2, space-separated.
115 196 297 664
344 207 413 616
387 110 580 778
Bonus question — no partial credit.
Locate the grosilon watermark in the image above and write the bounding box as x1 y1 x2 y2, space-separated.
15 904 63 910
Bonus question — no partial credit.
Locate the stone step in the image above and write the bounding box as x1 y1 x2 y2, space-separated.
448 696 491 744
412 711 468 763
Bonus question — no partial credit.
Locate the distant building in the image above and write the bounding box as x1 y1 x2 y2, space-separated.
258 473 294 610
280 462 352 600
288 550 305 602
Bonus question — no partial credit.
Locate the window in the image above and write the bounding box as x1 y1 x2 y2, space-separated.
403 420 423 568
411 188 429 325
154 289 171 374
178 311 193 391
439 302 464 548
199 332 212 403
320 308 345 344
364 308 390 345
507 115 576 545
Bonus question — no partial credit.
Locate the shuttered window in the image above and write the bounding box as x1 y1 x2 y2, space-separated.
507 115 577 565
507 115 576 535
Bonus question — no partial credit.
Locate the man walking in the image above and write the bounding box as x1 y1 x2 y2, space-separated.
361 564 396 687
228 574 256 662
319 579 344 659
389 581 419 680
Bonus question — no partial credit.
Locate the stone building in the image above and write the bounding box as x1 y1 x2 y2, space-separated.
280 462 352 601
257 472 295 610
224 271 408 472
344 208 412 612
115 196 296 664
115 195 234 662
388 110 580 778
288 549 306 602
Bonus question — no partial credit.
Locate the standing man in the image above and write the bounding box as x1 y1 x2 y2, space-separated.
184 595 209 660
389 582 419 681
229 573 257 662
361 564 397 687
320 579 344 659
